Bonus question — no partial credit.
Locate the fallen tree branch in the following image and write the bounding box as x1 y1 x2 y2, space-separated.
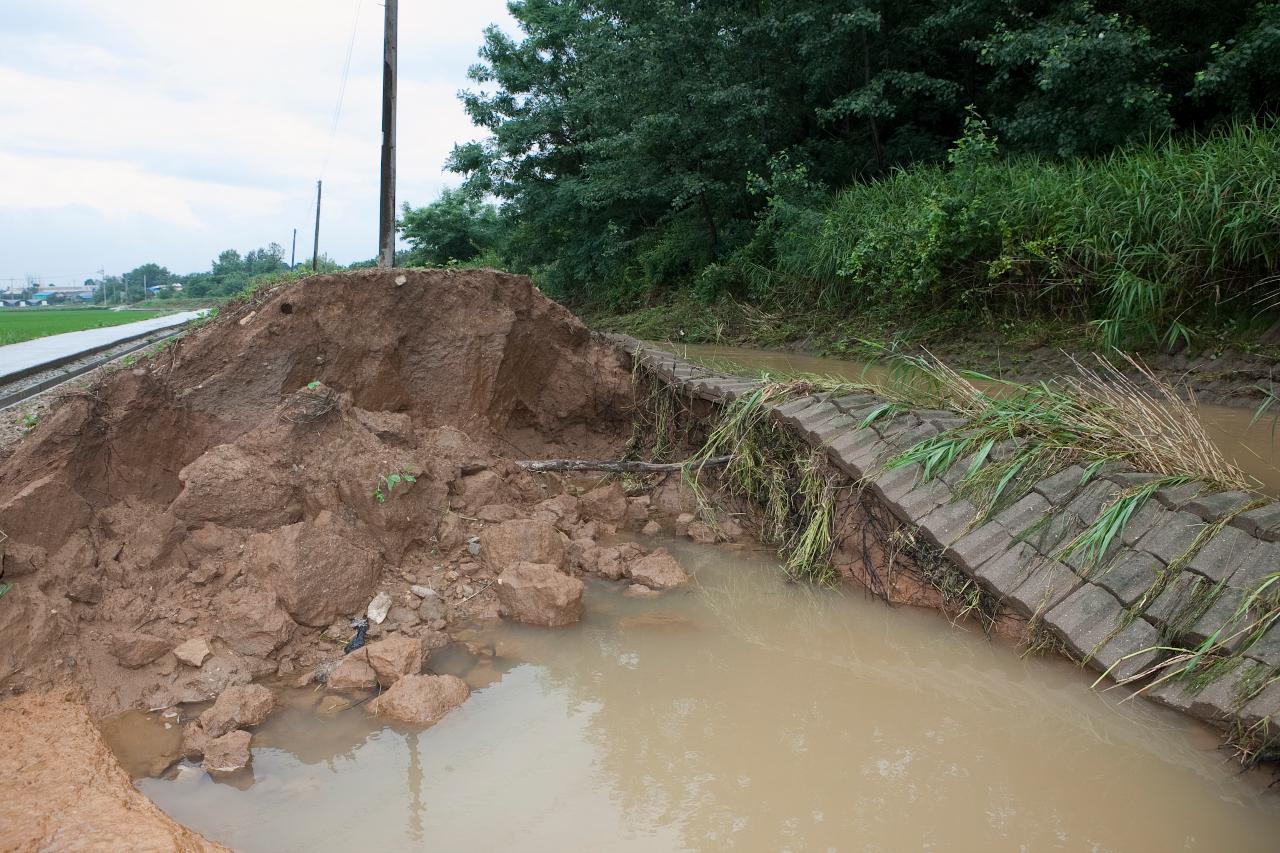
516 455 732 473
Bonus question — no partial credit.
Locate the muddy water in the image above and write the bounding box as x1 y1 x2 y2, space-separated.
125 536 1280 851
671 343 1280 497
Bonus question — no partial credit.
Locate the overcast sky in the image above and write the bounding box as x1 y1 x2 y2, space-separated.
0 0 515 287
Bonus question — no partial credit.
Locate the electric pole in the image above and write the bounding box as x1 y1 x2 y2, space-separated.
291 228 297 269
377 0 398 267
312 180 323 272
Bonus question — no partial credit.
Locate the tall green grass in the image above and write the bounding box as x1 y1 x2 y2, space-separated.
743 119 1280 347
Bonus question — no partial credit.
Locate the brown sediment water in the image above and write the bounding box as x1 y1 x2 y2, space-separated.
121 536 1280 851
669 342 1280 497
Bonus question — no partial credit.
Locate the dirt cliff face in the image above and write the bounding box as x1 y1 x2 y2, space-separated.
0 269 634 716
0 691 231 851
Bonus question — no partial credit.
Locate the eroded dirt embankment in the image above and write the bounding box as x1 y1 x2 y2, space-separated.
0 691 230 851
0 268 635 717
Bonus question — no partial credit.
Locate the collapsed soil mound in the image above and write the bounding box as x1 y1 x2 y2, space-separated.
0 269 633 715
0 691 230 851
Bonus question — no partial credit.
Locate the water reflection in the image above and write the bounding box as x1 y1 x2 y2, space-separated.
136 538 1280 852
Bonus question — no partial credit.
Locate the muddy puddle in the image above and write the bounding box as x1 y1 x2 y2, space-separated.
111 535 1280 851
670 343 1280 497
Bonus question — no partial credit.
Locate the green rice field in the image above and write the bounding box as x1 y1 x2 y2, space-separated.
0 308 168 345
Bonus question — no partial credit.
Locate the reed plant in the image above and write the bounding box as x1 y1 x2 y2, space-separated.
681 377 852 584
880 348 1249 522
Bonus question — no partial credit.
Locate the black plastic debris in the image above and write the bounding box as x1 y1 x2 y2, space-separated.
344 616 369 654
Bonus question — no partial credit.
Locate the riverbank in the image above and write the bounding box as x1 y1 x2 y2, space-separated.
592 296 1280 410
610 334 1280 763
2 271 1278 848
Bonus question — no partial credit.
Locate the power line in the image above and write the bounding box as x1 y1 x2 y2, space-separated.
303 0 365 270
320 0 364 180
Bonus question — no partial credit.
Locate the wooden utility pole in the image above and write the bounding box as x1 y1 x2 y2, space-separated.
377 0 398 267
312 180 323 272
290 228 297 268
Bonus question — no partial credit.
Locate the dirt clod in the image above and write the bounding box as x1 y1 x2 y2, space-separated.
363 634 423 686
109 632 172 669
480 519 567 572
202 729 252 776
627 548 692 590
173 637 213 668
366 673 470 726
199 684 275 738
496 562 585 626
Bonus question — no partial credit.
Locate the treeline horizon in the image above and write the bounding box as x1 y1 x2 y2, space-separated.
82 245 345 304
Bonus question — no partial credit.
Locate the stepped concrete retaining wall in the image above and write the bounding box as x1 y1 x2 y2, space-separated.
608 333 1280 736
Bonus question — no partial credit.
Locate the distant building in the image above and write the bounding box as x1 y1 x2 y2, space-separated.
44 284 96 297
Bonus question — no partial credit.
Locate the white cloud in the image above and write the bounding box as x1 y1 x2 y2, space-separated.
0 0 516 279
0 150 281 226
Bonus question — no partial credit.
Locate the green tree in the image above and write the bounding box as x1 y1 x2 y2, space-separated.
1191 1 1280 116
977 2 1173 157
122 262 174 302
398 189 502 265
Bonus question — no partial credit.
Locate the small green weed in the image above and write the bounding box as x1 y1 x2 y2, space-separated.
373 468 418 503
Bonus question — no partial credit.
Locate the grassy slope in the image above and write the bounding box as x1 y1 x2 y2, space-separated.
0 308 168 345
591 121 1280 366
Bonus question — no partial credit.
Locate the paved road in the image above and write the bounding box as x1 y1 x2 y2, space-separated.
0 311 205 382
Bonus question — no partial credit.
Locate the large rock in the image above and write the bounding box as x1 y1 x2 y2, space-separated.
496 561 584 626
216 587 296 657
651 475 699 515
108 631 171 669
686 521 719 544
173 637 213 668
594 543 646 581
246 510 382 627
66 574 103 605
627 548 691 590
328 649 378 691
454 470 514 513
0 693 228 851
172 443 300 529
479 519 565 570
579 482 628 523
202 729 252 776
352 407 414 446
366 674 469 726
416 588 446 622
1 540 45 577
363 634 423 686
532 494 580 529
199 684 276 738
182 721 211 760
623 496 651 527
169 650 254 705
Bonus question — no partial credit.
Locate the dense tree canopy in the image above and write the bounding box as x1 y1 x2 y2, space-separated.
183 243 288 297
435 0 1279 309
398 188 502 266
